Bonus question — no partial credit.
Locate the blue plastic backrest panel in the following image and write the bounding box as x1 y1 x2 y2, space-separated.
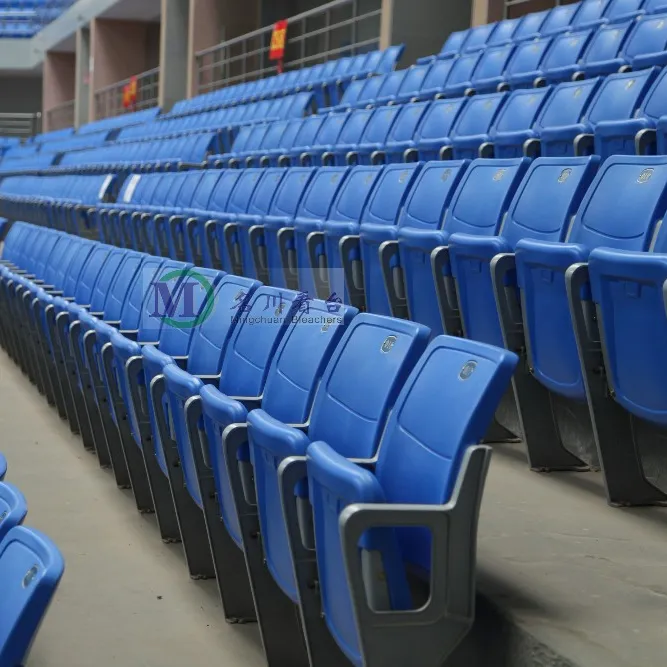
439 29 470 56
246 169 287 216
492 87 552 134
89 248 127 313
506 37 552 79
269 167 317 217
463 22 497 51
226 169 263 215
99 251 144 320
174 171 203 207
117 256 166 331
62 241 96 298
443 158 531 239
605 0 645 19
0 526 65 667
186 275 260 375
542 3 580 34
569 155 667 250
637 66 667 121
514 10 550 41
361 163 422 227
420 60 455 94
502 156 601 248
582 20 634 67
261 301 359 422
445 52 482 92
0 482 27 542
535 77 601 131
361 106 401 144
296 167 350 221
314 113 348 145
473 44 516 83
387 101 430 143
190 170 224 211
327 166 384 224
308 314 431 458
208 170 244 213
218 286 301 397
307 336 518 667
623 12 667 65
293 115 326 148
588 248 667 424
74 244 112 305
488 17 522 45
573 0 609 26
586 67 658 125
337 109 373 144
542 28 593 72
157 267 223 355
417 98 468 143
398 161 470 231
451 91 507 139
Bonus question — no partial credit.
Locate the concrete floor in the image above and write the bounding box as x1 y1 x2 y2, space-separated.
3 344 667 667
0 352 266 667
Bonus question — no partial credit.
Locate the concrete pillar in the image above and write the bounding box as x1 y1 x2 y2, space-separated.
42 51 75 131
74 27 90 129
89 18 157 121
159 0 190 112
381 0 473 64
472 0 504 26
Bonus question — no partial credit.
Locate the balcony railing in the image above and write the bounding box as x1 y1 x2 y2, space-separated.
0 112 41 139
195 0 382 96
45 100 75 132
94 67 160 121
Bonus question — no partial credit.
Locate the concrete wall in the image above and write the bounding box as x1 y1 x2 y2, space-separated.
42 51 76 129
0 75 42 114
381 0 473 65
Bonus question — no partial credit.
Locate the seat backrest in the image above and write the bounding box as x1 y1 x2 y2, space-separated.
568 154 667 252
207 169 244 213
295 167 351 222
360 163 422 228
258 120 291 150
501 156 600 249
442 158 531 239
541 28 593 72
376 69 408 100
267 167 317 218
44 236 84 289
99 251 145 319
242 123 270 152
580 19 634 67
73 244 114 306
88 247 128 312
273 118 303 151
541 3 580 35
225 169 263 217
534 77 601 132
186 275 261 375
115 256 166 330
218 286 301 396
327 165 385 225
312 112 348 147
357 74 389 106
397 160 470 232
386 101 430 144
0 482 27 542
472 44 516 84
307 314 430 457
415 98 468 144
437 29 470 57
245 168 287 217
445 51 482 91
230 125 254 153
291 114 327 150
514 9 551 42
337 108 374 146
572 0 610 27
260 300 359 422
449 92 508 141
338 79 366 107
396 64 431 99
463 22 497 52
172 170 204 209
188 169 224 211
622 12 667 64
604 0 645 19
488 17 522 46
420 58 455 95
359 106 401 145
490 86 552 137
0 526 65 667
156 267 223 355
506 37 553 78
584 67 658 126
635 66 667 121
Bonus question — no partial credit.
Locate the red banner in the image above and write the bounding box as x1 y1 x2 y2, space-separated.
123 76 138 110
269 20 288 62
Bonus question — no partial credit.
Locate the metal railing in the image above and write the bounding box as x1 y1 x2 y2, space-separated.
0 112 42 139
45 100 75 132
94 67 160 121
195 0 382 96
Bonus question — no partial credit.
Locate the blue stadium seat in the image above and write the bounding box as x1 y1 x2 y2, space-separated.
604 0 646 20
540 68 658 157
0 482 27 541
469 43 517 93
0 526 65 667
448 91 509 159
490 86 553 158
462 22 499 52
416 58 457 99
510 155 667 478
541 3 582 35
622 11 667 69
539 28 594 84
306 335 517 667
381 100 431 163
504 36 554 88
513 9 550 42
578 18 634 78
442 52 483 97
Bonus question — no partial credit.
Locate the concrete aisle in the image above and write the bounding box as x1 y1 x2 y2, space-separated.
0 352 266 667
